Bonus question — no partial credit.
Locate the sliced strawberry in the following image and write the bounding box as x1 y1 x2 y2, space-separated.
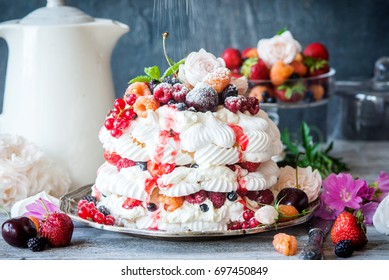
239 161 261 172
147 161 176 177
104 151 122 165
122 198 142 209
116 158 136 171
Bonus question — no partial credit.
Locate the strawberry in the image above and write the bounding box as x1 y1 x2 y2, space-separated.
147 161 176 177
241 47 258 60
239 161 261 172
221 48 243 70
306 63 330 77
122 197 142 209
39 213 74 247
241 58 269 80
330 211 368 250
274 82 305 103
303 42 329 60
104 151 122 165
116 158 136 171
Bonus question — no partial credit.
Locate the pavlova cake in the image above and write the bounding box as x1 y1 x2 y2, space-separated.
79 46 286 232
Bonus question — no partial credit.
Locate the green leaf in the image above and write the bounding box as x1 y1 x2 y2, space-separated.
241 57 259 79
161 58 185 79
128 75 152 84
144 66 161 80
276 27 288 35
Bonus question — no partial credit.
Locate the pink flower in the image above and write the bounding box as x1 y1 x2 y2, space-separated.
376 171 389 201
321 173 363 213
357 202 379 225
314 198 338 220
23 198 59 221
356 180 375 201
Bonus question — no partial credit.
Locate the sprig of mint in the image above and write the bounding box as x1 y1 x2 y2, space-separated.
279 122 349 178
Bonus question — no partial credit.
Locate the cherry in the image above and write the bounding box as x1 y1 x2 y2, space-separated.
2 217 37 248
104 215 115 226
276 188 309 213
256 189 274 205
241 221 250 229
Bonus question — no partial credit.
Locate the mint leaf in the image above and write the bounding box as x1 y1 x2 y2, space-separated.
161 58 185 79
128 75 152 84
144 66 161 80
276 27 288 35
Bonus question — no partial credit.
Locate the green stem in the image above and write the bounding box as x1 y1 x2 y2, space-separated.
295 152 305 189
0 206 11 219
39 198 51 216
162 32 174 69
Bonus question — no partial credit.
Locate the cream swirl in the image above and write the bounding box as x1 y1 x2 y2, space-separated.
194 144 239 166
240 160 280 191
99 194 146 221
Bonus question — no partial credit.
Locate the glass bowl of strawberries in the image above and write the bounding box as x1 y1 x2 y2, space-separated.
221 30 336 108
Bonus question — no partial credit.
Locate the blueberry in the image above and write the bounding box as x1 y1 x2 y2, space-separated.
267 96 277 103
163 76 180 85
227 191 238 201
303 91 315 103
136 161 148 171
98 205 110 216
219 84 238 105
147 203 157 212
190 163 199 168
167 99 176 106
199 203 209 212
188 107 197 112
83 195 97 205
148 80 160 92
176 103 187 111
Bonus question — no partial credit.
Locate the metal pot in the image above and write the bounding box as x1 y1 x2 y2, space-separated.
334 57 389 140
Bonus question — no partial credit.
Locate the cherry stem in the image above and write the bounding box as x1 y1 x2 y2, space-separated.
0 206 11 219
39 198 51 216
295 152 305 189
162 32 173 69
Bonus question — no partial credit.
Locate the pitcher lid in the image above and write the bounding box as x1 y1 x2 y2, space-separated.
20 0 94 25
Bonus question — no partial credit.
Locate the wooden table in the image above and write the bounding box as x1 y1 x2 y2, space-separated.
1 140 389 260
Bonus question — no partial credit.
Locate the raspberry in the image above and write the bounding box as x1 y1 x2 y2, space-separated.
335 240 354 258
153 82 173 104
224 96 246 113
273 233 298 256
185 190 207 204
236 187 248 197
246 191 259 201
103 151 122 165
133 95 160 118
239 161 261 172
219 84 238 105
116 158 136 171
122 198 142 209
203 67 232 93
172 83 189 103
185 83 218 112
125 82 152 98
246 96 260 115
207 191 226 209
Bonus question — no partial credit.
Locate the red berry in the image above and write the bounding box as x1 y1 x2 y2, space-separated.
104 118 115 130
256 189 274 205
103 151 122 165
125 94 137 106
78 206 90 220
249 217 260 228
172 83 189 103
221 48 243 70
185 190 207 204
114 98 126 110
116 158 136 171
122 198 142 209
303 42 329 60
153 82 173 104
77 199 88 209
123 108 137 120
104 215 115 226
250 59 270 80
241 221 250 229
113 118 129 130
110 128 123 138
185 83 218 112
239 161 261 172
207 191 226 209
243 210 254 221
246 96 260 115
93 212 105 224
236 187 248 197
228 221 242 230
224 96 246 113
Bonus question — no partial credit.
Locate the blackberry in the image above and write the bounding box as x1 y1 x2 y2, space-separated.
98 205 110 216
136 161 148 171
148 79 160 92
176 102 187 111
335 240 354 258
199 203 209 212
219 84 238 105
163 76 180 85
27 237 47 252
167 99 176 106
83 195 97 205
227 191 238 201
147 203 157 212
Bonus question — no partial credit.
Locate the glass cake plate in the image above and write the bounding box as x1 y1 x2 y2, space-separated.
60 185 320 240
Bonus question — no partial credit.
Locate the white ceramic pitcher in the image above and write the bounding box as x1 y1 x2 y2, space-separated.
0 0 129 190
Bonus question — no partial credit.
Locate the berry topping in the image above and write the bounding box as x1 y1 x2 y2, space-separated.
227 191 238 201
335 240 354 258
104 118 115 130
199 203 209 212
104 215 115 226
122 198 142 209
27 237 47 252
185 83 218 112
104 151 122 165
221 48 243 70
93 212 105 224
163 75 180 85
125 82 152 98
303 42 329 61
82 195 97 205
203 67 232 93
148 80 160 92
207 192 226 209
125 93 138 106
39 212 74 248
219 84 238 105
133 95 160 118
116 158 136 171
153 82 173 104
246 96 260 115
273 233 298 256
239 161 261 172
242 210 254 221
224 95 246 113
122 108 137 120
241 221 250 229
110 128 123 138
98 206 110 216
185 190 207 204
249 217 260 228
172 83 189 103
256 189 274 205
227 221 242 230
175 102 187 111
114 98 126 110
147 203 157 212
